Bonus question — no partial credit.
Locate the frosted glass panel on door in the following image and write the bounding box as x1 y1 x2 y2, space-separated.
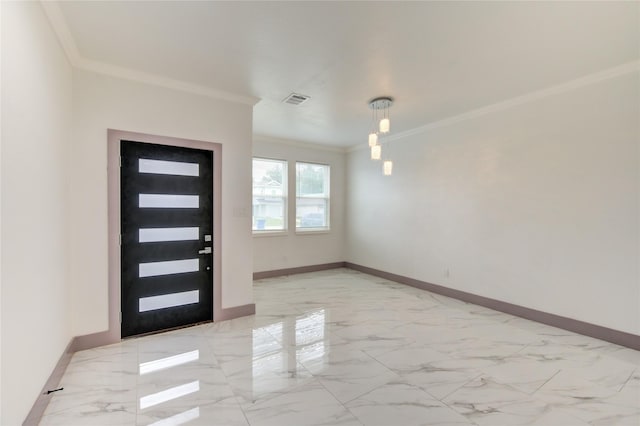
139 258 199 278
139 158 199 177
139 227 199 243
139 194 199 208
139 290 200 313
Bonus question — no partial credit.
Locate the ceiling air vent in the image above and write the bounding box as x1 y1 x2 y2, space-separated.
282 93 310 106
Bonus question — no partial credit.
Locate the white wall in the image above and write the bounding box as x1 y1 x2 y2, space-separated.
253 137 346 272
347 72 640 335
1 3 4 421
1 2 73 424
71 70 254 334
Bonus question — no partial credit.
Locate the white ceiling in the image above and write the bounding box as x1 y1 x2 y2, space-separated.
55 1 639 147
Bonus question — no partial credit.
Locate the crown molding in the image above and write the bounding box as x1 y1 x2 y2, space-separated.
40 1 259 106
39 1 638 147
348 60 640 152
77 58 260 106
41 1 82 66
254 134 348 153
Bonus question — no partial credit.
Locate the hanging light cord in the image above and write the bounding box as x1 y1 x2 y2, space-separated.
372 107 376 134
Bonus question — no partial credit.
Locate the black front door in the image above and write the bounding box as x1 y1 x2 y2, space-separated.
120 140 214 337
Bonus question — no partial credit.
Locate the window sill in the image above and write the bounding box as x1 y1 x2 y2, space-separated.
253 230 288 237
295 228 331 235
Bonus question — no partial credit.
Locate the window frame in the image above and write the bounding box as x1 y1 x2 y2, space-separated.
252 157 288 234
295 161 330 232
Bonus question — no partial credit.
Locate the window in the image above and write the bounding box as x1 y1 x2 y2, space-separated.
252 158 287 232
296 162 330 230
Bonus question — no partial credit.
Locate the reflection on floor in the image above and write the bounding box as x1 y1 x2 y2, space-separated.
40 268 640 425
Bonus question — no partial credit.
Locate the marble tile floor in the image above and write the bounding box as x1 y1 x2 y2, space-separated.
40 268 640 426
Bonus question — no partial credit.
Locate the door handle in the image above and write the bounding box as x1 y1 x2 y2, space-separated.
198 246 212 254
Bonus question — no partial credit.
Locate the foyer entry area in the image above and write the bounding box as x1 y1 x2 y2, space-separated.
40 269 640 426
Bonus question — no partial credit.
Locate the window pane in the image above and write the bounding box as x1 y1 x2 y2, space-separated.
296 163 329 197
139 290 200 313
296 198 328 228
139 258 199 278
139 194 199 209
253 158 287 231
139 159 199 177
139 227 199 243
252 196 285 230
296 162 330 229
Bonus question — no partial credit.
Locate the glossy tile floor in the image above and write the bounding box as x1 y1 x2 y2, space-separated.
41 269 639 425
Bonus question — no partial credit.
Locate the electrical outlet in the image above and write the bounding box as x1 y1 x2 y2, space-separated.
445 268 450 278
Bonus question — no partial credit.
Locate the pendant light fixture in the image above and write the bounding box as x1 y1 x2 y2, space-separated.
371 144 381 160
379 117 390 134
367 96 394 174
368 107 378 147
369 97 392 134
368 132 378 147
383 160 393 176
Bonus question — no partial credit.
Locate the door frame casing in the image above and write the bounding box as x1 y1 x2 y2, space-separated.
107 129 223 341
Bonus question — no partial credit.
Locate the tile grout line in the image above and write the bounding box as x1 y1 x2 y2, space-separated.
437 372 484 402
530 369 562 395
616 368 636 393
